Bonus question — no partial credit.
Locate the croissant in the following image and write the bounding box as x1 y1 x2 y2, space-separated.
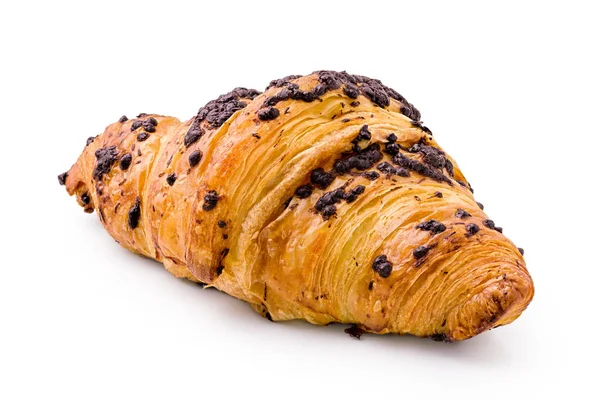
59 71 533 341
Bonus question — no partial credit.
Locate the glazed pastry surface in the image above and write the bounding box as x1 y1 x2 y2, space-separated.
60 71 533 341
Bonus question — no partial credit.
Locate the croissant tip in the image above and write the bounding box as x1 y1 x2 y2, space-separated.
445 271 534 341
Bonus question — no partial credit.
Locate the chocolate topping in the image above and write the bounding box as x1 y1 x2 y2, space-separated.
384 143 400 155
310 168 335 189
295 184 313 199
185 87 260 147
131 120 143 131
86 136 97 146
166 173 177 186
202 190 219 211
321 205 337 220
257 106 280 121
184 122 204 147
315 188 345 211
357 125 371 141
455 209 471 219
392 152 452 185
376 161 410 177
118 115 128 123
264 70 421 119
387 133 398 142
57 172 68 185
188 150 203 167
518 248 525 256
217 220 227 228
363 171 380 181
344 325 365 339
142 121 156 133
483 219 503 233
416 220 447 235
409 143 447 169
137 132 149 142
413 245 431 259
93 146 118 180
466 223 480 236
476 202 484 210
128 197 141 229
119 153 132 171
197 87 260 128
372 254 393 278
343 185 366 203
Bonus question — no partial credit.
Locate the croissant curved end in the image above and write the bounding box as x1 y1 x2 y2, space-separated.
444 265 534 341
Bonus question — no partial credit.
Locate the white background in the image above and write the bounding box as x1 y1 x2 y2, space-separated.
1 1 598 399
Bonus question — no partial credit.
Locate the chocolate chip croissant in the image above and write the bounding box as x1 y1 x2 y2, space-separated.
59 71 534 341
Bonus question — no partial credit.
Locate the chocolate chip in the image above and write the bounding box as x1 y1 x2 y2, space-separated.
295 184 313 199
363 171 379 180
202 190 219 211
137 113 148 118
310 168 335 189
392 152 452 185
118 115 128 123
466 223 480 236
518 248 525 256
344 325 364 339
413 245 431 259
343 84 359 98
321 204 337 220
258 106 280 121
81 192 90 205
166 173 177 186
476 202 484 210
184 122 204 147
131 120 143 131
93 146 118 180
57 172 68 185
357 125 371 141
217 220 227 228
189 150 203 167
483 219 503 233
384 143 400 155
368 281 374 290
137 132 149 141
142 121 156 133
377 162 395 175
86 136 97 146
221 248 229 258
350 101 360 107
315 188 345 211
431 333 448 342
119 153 132 170
128 197 141 229
455 209 471 219
372 255 393 278
416 220 447 235
216 266 224 276
344 185 365 203
387 133 398 142
410 143 447 169
146 117 158 126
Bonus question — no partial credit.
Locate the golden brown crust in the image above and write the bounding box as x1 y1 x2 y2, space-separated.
61 71 533 341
